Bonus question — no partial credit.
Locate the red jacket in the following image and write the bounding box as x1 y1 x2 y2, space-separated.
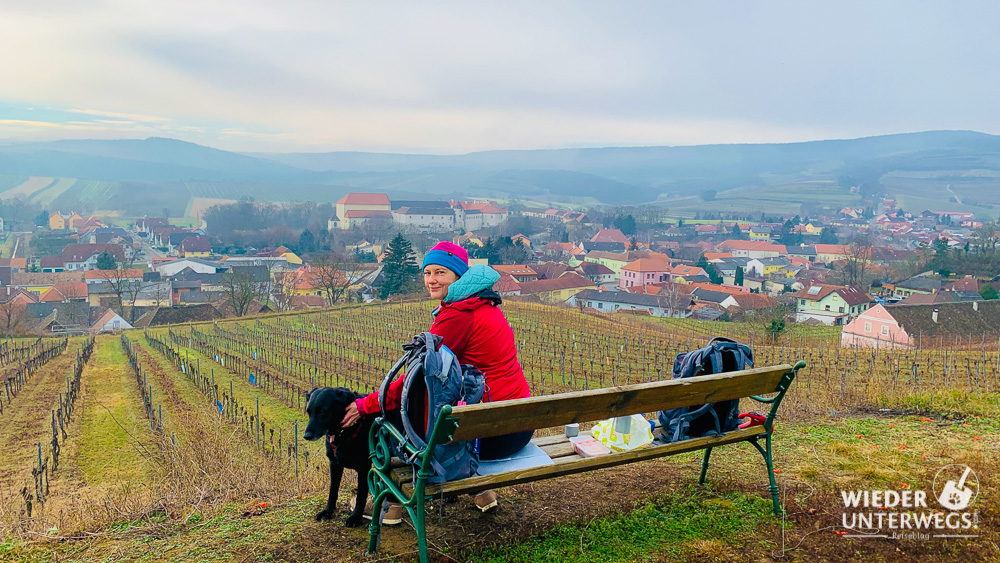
357 297 531 415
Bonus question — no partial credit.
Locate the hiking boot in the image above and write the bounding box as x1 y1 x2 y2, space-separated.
350 496 404 525
473 490 498 512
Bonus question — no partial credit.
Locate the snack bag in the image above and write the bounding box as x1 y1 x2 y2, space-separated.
591 414 655 453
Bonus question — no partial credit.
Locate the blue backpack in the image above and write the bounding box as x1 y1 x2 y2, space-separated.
657 337 754 443
379 332 485 483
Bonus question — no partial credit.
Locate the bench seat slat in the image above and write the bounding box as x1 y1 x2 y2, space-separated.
446 365 791 442
398 426 766 497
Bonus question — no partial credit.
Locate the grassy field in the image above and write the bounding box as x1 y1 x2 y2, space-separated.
662 181 864 218
2 303 999 561
0 177 55 201
0 175 29 194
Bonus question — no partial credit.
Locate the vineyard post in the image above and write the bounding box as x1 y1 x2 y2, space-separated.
37 442 43 503
256 396 260 445
294 421 299 478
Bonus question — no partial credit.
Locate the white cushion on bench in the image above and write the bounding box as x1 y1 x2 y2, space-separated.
476 441 554 475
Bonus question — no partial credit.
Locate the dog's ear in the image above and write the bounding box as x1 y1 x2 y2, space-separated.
304 388 315 412
331 387 357 408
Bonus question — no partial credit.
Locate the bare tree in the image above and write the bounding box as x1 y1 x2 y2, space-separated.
843 233 875 289
221 267 265 317
972 221 1000 255
357 216 394 243
271 270 298 312
95 246 143 322
0 298 26 336
659 281 692 318
313 252 371 306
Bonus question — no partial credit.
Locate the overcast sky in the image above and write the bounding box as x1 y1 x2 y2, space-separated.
1 1 998 153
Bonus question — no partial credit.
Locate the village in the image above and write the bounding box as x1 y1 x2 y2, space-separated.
2 191 998 350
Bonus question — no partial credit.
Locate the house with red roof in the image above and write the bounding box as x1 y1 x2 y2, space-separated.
492 275 523 297
329 193 392 230
492 265 539 283
590 228 629 245
814 244 850 264
619 258 670 290
451 201 508 230
39 282 88 303
62 244 125 271
668 263 709 282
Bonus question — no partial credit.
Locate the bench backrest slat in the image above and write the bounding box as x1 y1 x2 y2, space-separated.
447 364 792 442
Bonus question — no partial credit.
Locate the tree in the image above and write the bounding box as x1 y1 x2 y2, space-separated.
735 266 744 286
659 281 692 318
379 233 419 299
298 229 316 254
818 227 839 245
843 233 875 288
700 189 717 202
314 252 371 306
730 224 744 240
613 214 636 235
0 298 26 336
222 267 265 316
972 221 1000 255
980 285 999 300
781 220 795 239
34 210 49 227
96 252 117 270
93 247 143 323
706 264 723 285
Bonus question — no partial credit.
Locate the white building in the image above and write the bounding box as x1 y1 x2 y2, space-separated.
391 207 456 232
155 257 224 278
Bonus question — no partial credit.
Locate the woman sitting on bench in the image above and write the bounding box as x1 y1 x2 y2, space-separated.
342 240 533 512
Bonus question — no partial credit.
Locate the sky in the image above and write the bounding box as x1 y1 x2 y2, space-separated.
1 1 998 154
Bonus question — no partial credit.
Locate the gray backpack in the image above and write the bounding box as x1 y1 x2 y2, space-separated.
379 332 485 482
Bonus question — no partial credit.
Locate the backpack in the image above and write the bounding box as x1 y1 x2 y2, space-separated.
657 337 754 443
379 332 486 483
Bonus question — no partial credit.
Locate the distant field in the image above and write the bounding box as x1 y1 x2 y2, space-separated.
0 232 13 258
666 181 861 216
187 196 237 219
29 177 77 207
186 181 347 203
0 176 55 200
883 174 1000 215
49 179 120 211
0 174 29 194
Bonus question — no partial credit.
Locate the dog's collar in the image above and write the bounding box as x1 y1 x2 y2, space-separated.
327 423 363 452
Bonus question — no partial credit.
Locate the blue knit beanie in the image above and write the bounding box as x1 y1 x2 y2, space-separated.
421 241 469 277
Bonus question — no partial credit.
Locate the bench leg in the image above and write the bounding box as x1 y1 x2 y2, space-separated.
750 436 782 516
698 447 713 485
413 493 428 563
366 487 387 556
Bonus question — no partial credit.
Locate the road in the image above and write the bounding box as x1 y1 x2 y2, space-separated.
946 184 963 205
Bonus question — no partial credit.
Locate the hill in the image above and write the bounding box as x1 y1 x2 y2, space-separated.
2 131 1000 212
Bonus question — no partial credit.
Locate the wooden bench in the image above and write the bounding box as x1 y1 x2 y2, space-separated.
366 360 805 562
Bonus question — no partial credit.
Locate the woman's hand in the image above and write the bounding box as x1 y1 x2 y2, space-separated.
341 401 361 427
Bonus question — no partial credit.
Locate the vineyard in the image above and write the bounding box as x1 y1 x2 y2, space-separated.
2 301 999 561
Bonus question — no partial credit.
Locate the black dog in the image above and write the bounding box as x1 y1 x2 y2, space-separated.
303 387 374 527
